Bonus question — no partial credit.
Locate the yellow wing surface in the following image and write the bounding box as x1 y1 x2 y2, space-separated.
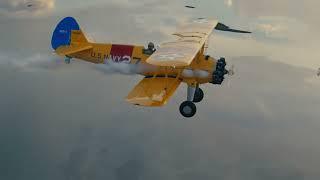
146 19 218 67
126 77 181 107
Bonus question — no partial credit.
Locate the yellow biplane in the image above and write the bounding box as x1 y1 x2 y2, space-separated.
51 17 250 117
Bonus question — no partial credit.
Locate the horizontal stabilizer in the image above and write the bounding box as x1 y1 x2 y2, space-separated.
55 45 92 56
215 22 251 34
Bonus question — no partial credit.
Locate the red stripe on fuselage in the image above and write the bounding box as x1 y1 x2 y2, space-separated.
110 44 134 63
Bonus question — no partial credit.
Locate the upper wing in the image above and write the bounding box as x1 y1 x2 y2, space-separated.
146 19 218 67
126 77 181 107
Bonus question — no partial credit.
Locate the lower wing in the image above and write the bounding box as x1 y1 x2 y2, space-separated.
126 77 182 107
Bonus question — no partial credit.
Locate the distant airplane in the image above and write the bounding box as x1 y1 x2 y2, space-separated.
185 5 196 8
51 17 251 117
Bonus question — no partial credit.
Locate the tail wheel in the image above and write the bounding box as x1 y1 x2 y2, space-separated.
65 57 72 64
179 101 197 118
193 88 204 103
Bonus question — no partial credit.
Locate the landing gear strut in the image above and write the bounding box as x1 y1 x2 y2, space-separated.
179 85 197 118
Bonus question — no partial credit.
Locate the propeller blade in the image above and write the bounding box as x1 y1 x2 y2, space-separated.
227 65 235 76
226 64 235 88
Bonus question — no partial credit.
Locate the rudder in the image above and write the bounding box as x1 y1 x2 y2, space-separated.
51 17 88 50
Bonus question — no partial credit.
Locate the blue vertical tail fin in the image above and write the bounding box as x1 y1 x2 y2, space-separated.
51 17 82 50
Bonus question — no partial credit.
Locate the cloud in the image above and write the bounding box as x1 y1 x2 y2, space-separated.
231 0 320 30
1 57 320 180
0 0 55 17
249 16 310 42
0 52 64 71
224 0 233 7
94 61 157 75
1 1 320 180
232 0 301 18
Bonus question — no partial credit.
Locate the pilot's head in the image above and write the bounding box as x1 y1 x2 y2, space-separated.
148 42 155 50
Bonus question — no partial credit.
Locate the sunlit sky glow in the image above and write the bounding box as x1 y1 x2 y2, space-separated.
8 0 316 69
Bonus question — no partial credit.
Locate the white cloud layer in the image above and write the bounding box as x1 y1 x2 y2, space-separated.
0 1 320 179
0 0 55 17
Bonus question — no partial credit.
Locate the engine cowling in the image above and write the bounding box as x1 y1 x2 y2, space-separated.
211 58 229 85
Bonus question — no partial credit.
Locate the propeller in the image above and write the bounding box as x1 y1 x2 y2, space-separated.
225 64 235 88
227 64 235 76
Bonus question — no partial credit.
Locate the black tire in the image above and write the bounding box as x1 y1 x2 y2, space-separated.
179 101 197 118
65 59 71 64
193 88 204 103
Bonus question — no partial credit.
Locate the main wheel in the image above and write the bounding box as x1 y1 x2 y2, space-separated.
179 101 197 118
193 88 204 103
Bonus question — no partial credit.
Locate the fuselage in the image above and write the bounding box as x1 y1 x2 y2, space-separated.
70 42 217 84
